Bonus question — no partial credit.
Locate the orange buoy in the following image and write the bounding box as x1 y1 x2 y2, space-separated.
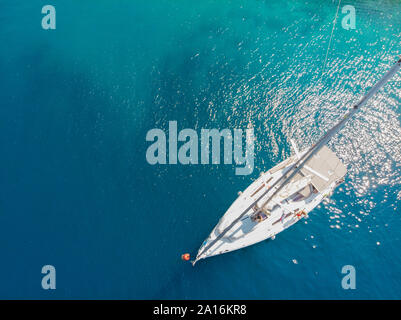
181 253 190 261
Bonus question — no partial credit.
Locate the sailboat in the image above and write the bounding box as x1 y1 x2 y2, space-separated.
191 57 401 265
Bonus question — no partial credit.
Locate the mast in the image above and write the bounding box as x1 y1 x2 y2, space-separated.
194 57 401 264
259 56 401 209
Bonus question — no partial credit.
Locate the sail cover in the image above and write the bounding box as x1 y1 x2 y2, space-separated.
300 146 347 192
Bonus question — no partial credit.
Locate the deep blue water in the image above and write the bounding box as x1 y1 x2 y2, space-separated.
1 0 401 299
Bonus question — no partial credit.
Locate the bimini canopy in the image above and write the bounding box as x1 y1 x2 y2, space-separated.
300 146 347 192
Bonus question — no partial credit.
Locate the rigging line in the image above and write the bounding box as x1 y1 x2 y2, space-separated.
287 0 343 133
321 0 342 78
195 5 344 259
280 0 343 109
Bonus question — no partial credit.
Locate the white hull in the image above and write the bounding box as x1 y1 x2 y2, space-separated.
193 146 345 264
191 57 401 265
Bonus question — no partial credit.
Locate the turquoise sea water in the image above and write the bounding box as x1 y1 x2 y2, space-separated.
0 0 401 299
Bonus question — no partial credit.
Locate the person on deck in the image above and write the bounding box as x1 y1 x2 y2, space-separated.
252 212 268 223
